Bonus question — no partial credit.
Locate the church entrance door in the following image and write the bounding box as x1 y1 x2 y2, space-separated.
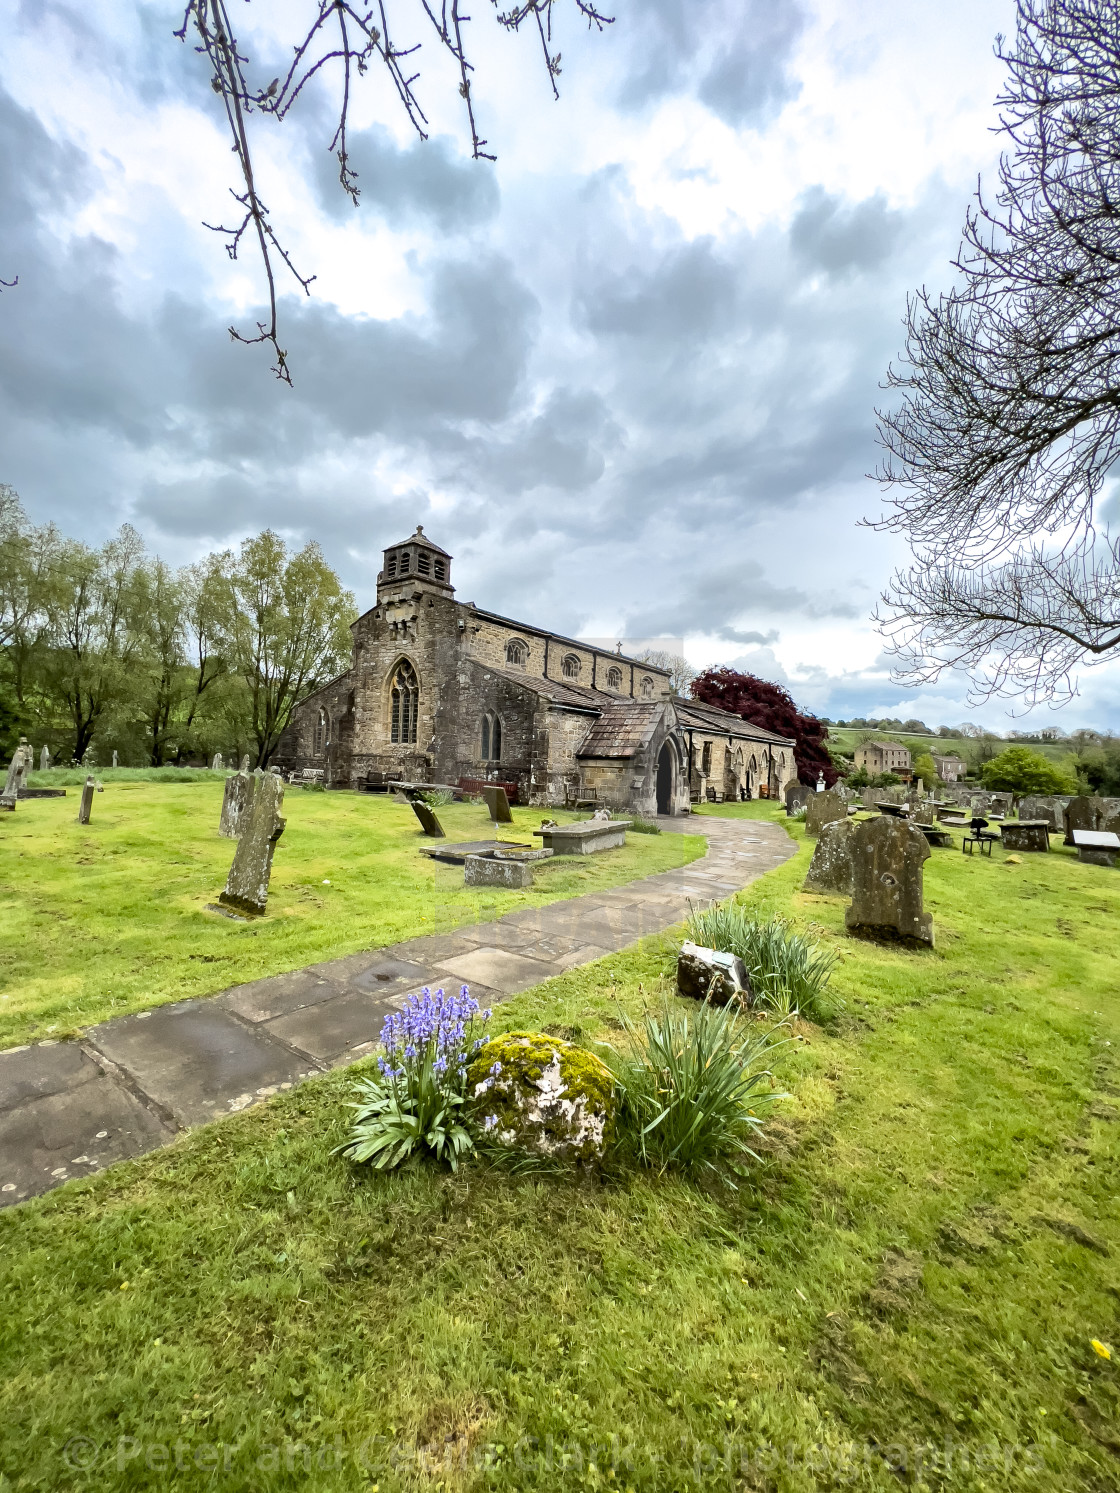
656 742 674 815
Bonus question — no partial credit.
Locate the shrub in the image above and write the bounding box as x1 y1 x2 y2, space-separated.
980 746 1077 795
612 813 660 833
421 788 455 808
608 999 784 1179
335 986 491 1171
685 904 836 1022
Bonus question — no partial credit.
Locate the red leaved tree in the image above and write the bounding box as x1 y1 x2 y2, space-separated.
690 668 837 787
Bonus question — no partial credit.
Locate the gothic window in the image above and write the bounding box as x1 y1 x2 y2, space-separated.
481 713 502 762
606 665 622 689
418 551 431 575
434 559 446 581
390 660 419 744
313 708 328 756
506 638 528 667
561 653 581 679
640 675 654 699
701 741 712 775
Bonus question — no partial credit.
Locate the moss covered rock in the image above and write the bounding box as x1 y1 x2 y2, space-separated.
466 1031 616 1162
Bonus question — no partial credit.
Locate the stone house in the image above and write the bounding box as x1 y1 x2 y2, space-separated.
854 739 913 780
931 753 966 783
273 526 797 815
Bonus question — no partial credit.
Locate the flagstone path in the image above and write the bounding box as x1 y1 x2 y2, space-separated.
0 814 795 1208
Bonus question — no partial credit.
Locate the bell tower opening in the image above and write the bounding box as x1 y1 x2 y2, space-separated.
378 524 454 597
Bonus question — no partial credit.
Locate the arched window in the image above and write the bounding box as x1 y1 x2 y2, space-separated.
561 653 581 679
390 660 419 744
506 638 528 667
481 713 502 762
313 708 328 755
606 665 622 689
640 675 654 699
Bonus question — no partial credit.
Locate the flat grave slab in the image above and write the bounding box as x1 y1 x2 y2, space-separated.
422 839 525 864
88 1004 318 1127
1072 829 1120 866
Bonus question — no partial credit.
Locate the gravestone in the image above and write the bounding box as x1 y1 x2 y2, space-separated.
1019 795 1063 831
805 788 847 836
845 816 934 948
481 785 513 823
464 854 533 889
1000 821 1050 853
803 817 857 896
677 941 752 1006
784 781 812 815
410 799 445 837
77 775 96 825
112 750 118 769
1063 795 1106 846
218 772 285 916
240 754 251 772
211 752 224 772
989 793 1012 816
219 771 254 839
0 739 30 809
39 746 50 772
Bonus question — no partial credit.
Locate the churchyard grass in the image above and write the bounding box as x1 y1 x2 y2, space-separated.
0 782 704 1049
2 813 1118 1489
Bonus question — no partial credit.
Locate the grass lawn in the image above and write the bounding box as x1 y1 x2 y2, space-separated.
2 812 1119 1490
0 782 703 1049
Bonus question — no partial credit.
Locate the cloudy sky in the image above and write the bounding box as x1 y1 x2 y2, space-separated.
2 0 1117 731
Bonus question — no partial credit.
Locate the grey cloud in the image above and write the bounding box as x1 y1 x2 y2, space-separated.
790 187 904 276
310 126 499 232
617 0 805 126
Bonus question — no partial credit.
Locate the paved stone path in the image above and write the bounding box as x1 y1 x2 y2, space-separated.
0 814 794 1208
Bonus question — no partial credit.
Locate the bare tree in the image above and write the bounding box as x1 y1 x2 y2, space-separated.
873 0 1120 708
637 648 697 697
178 0 611 382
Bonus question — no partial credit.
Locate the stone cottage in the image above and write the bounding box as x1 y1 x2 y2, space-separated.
273 527 797 815
854 739 913 780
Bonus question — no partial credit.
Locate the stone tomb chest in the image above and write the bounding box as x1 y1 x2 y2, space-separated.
1000 821 1051 853
534 819 630 855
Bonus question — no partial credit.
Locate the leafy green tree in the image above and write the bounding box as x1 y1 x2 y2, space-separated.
225 531 356 766
980 746 1076 795
913 751 938 790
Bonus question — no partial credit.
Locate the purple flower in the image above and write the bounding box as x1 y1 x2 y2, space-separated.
483 1114 499 1132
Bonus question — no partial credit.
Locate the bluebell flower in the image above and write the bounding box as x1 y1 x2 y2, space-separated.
483 1114 499 1132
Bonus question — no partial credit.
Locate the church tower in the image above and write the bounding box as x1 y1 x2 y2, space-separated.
376 525 454 599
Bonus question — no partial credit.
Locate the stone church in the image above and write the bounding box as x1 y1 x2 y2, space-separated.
274 527 798 816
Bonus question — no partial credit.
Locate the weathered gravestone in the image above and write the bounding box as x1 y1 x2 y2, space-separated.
1018 795 1064 831
240 754 251 772
112 750 118 768
803 817 857 895
1064 795 1106 846
39 746 50 772
219 771 254 839
677 941 753 1006
77 775 96 825
0 739 30 809
211 752 224 772
845 816 934 948
464 853 533 889
805 788 847 836
785 781 812 815
410 798 445 837
217 772 285 916
481 785 513 823
1000 821 1050 853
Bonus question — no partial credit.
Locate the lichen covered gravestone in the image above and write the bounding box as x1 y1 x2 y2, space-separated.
77 775 95 825
1018 795 1065 831
805 788 846 836
1064 796 1106 846
464 853 533 889
804 816 857 895
219 771 254 839
218 772 286 916
0 738 30 809
845 816 933 948
466 1032 616 1162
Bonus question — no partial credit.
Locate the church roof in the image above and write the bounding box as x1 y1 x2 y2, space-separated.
674 699 796 747
385 525 452 557
468 607 671 677
576 700 664 759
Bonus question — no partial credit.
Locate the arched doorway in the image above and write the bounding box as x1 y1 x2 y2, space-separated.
656 741 674 815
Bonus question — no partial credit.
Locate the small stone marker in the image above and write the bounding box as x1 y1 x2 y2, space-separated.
410 799 445 837
816 772 826 791
112 750 118 768
39 746 50 772
803 817 857 895
805 788 846 836
77 775 96 825
1 739 30 809
212 752 224 772
464 854 533 889
240 754 250 772
1064 795 1106 846
219 771 254 839
845 816 934 949
217 772 286 916
677 941 752 1006
481 785 513 823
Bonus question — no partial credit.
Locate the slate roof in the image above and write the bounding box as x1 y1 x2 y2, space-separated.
385 526 452 557
471 663 607 714
576 700 664 759
675 699 796 748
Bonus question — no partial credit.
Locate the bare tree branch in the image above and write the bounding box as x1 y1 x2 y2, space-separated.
177 0 612 382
